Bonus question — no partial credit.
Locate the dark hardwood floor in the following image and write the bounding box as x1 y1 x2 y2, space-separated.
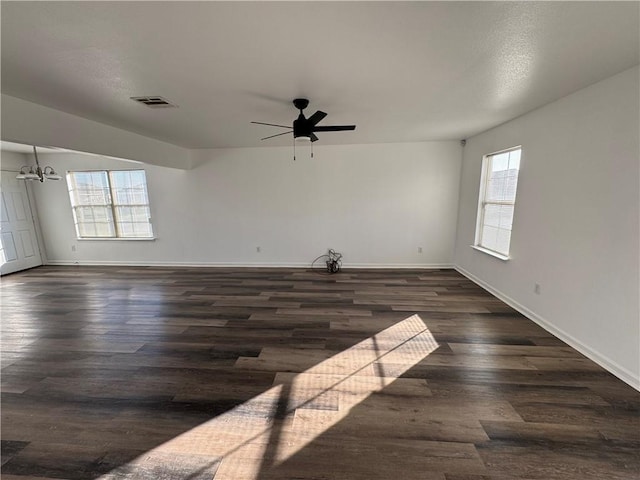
1 266 638 480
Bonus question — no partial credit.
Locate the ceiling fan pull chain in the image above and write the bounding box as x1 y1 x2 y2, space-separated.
293 137 296 161
311 143 313 159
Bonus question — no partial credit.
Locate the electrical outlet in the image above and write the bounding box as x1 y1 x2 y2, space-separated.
71 245 76 252
418 247 423 253
534 283 541 295
256 246 261 253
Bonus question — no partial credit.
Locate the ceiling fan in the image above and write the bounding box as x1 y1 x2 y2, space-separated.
251 98 356 143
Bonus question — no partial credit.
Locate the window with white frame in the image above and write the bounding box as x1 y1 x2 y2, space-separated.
474 147 521 258
67 170 154 239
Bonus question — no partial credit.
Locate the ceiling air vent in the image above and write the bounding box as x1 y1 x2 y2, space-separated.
130 96 177 108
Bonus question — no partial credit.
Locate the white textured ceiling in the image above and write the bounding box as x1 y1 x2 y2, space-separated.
1 1 638 149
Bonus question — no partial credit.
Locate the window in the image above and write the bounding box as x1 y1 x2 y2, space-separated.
474 146 521 258
67 170 154 239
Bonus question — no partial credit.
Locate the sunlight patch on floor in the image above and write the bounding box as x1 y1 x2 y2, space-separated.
98 314 438 480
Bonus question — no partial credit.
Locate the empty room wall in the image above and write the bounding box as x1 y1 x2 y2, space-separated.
31 141 462 268
1 150 28 171
453 66 640 388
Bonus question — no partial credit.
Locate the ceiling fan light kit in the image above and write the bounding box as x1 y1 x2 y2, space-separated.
252 98 356 158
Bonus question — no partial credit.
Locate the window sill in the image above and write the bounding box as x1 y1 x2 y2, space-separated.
77 237 156 241
470 245 510 261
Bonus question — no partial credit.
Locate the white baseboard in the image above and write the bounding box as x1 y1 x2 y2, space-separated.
45 260 453 269
455 265 640 391
47 260 311 268
345 263 453 269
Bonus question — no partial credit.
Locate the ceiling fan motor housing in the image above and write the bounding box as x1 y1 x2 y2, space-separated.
294 115 312 139
293 99 311 139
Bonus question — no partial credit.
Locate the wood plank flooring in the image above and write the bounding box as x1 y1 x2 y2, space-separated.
1 266 638 480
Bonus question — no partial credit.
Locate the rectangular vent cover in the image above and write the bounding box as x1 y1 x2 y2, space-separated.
130 96 177 108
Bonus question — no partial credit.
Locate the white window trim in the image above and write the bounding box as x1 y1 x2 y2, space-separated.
473 145 521 260
470 244 510 261
67 169 155 240
77 237 156 242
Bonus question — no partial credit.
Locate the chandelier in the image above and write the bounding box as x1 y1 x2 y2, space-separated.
16 146 61 182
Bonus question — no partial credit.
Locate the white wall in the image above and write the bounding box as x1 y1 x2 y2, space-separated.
33 141 462 268
1 94 191 170
1 150 29 171
454 66 640 388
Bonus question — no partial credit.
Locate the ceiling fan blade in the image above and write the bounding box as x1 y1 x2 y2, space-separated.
261 131 293 140
310 133 319 142
307 111 327 126
312 125 356 132
251 121 292 129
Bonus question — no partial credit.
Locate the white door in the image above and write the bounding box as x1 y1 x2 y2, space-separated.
0 172 42 275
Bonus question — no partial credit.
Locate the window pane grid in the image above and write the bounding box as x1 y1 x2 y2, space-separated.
475 147 521 257
67 170 153 239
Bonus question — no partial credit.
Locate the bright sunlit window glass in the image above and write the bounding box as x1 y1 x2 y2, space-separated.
67 170 153 239
475 147 521 257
